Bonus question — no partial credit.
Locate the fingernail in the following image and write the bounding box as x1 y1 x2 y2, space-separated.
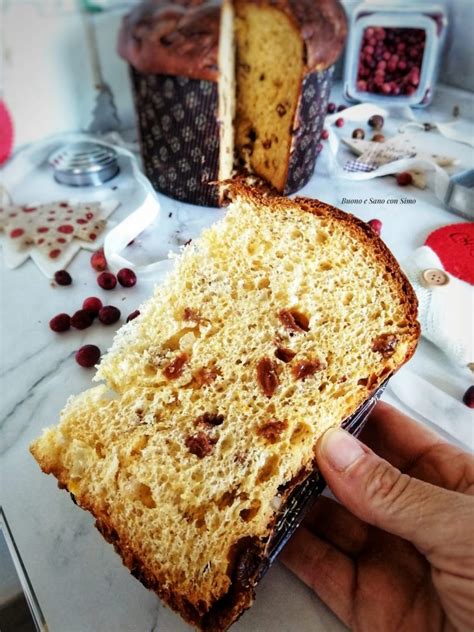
319 428 365 471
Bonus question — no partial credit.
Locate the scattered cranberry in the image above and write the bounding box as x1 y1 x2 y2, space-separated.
82 296 102 315
368 114 384 130
368 219 382 235
462 386 474 408
372 134 385 142
327 102 336 114
49 313 71 333
117 268 137 288
71 309 95 330
54 270 72 286
90 248 107 272
75 344 101 368
127 310 140 322
321 129 329 140
316 142 323 153
335 118 344 128
337 104 347 112
97 272 117 290
98 305 121 325
352 128 365 139
396 172 413 186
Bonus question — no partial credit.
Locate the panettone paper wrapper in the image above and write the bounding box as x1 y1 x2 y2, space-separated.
131 70 221 207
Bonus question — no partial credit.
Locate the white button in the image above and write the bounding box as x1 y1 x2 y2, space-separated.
421 268 450 287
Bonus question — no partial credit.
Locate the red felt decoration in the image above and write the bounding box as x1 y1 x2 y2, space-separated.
0 101 14 165
425 223 474 285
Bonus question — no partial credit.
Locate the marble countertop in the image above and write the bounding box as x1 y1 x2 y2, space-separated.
1 83 473 632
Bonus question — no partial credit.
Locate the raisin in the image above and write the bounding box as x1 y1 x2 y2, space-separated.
183 307 200 322
275 347 296 363
195 412 224 427
278 309 309 333
371 334 398 358
163 353 188 379
257 419 288 443
257 358 279 398
248 128 257 142
276 103 287 117
292 359 325 381
185 432 216 458
193 366 218 387
358 373 378 389
262 139 272 149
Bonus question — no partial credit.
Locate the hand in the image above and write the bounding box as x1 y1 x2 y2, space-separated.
280 401 474 632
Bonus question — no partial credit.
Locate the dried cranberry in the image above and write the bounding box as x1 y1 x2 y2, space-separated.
396 172 413 186
82 296 102 315
117 268 137 288
49 313 71 332
327 102 336 114
335 117 344 128
54 270 72 286
98 305 121 325
462 386 474 408
368 219 382 235
97 272 117 290
127 310 140 322
90 248 107 272
71 309 95 330
75 344 100 368
321 129 329 140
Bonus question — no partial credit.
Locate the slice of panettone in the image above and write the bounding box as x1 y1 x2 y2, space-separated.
31 185 419 631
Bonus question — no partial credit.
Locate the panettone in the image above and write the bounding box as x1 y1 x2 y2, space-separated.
31 185 419 630
118 0 347 206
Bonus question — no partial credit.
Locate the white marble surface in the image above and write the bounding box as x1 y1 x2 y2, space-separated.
1 83 473 632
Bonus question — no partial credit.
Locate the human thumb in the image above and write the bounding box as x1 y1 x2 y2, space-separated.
315 427 470 558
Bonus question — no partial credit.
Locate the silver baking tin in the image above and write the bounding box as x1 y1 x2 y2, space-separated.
444 169 474 221
260 380 388 577
49 141 119 187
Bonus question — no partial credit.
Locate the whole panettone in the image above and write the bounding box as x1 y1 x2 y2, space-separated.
118 0 347 206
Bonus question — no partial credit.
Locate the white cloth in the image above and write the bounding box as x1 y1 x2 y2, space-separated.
402 246 474 371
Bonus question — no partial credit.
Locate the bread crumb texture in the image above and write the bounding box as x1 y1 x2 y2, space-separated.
30 186 419 630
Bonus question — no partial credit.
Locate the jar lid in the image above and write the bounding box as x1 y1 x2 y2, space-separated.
49 142 119 187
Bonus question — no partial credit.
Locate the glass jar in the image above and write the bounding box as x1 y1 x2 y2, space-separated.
343 1 447 107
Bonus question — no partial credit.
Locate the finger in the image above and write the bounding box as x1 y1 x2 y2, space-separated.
315 427 474 559
360 401 474 493
303 495 369 556
280 525 354 626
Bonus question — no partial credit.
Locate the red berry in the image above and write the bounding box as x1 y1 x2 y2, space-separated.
368 219 382 235
82 296 102 315
54 270 72 286
327 102 336 114
98 305 121 325
396 172 413 186
127 310 140 323
49 313 71 332
75 344 100 368
335 117 344 128
97 272 117 290
90 248 107 272
71 309 95 330
321 129 329 140
117 268 137 288
463 386 474 408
